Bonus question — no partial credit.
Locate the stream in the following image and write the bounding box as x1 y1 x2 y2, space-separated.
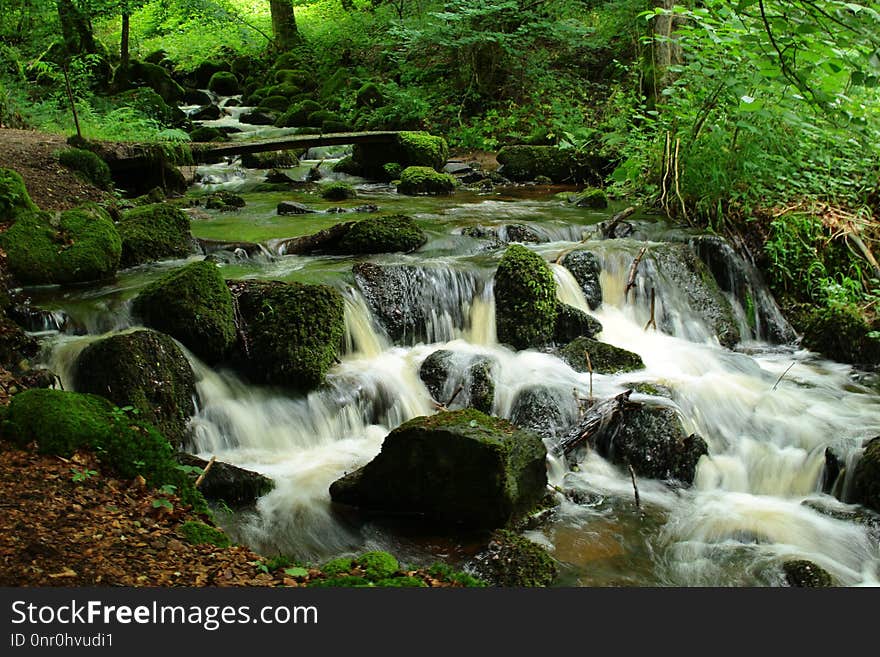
25 101 880 587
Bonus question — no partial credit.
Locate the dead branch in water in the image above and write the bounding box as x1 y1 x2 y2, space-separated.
644 288 657 331
600 206 637 239
585 350 593 401
628 463 641 510
625 247 648 301
195 456 217 489
771 362 796 391
555 390 631 456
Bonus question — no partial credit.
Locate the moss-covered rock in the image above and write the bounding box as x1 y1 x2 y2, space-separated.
783 560 833 587
72 329 197 448
356 551 399 580
117 203 193 267
132 260 236 364
320 181 356 201
329 409 548 529
496 145 601 183
554 303 602 343
334 215 426 254
0 168 37 216
510 385 577 440
122 61 185 105
57 148 112 190
179 520 230 547
114 87 188 128
241 150 298 169
561 250 602 310
307 109 341 126
333 156 362 176
258 95 290 113
573 187 608 209
229 279 344 391
355 82 383 108
494 244 557 350
275 100 322 127
560 336 644 374
470 530 558 587
189 126 225 142
1 205 121 285
352 132 449 179
207 71 240 96
397 166 456 195
1 388 204 509
797 303 880 366
850 436 880 514
204 190 245 211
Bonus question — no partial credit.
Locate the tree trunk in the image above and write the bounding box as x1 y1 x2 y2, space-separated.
120 13 130 70
56 0 98 56
269 0 300 50
650 0 683 98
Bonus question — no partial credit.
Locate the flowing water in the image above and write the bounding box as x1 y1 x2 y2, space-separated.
29 106 880 585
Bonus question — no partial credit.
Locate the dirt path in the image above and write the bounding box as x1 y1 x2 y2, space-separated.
0 128 111 211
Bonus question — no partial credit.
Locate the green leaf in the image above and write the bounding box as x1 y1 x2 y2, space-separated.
284 567 309 578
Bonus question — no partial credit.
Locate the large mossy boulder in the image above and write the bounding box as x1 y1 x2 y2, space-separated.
0 204 121 285
229 280 344 391
332 215 426 254
496 145 601 184
351 131 449 179
418 349 496 413
329 409 548 529
2 388 204 509
132 260 236 364
594 402 708 484
560 336 644 374
850 436 880 514
561 250 602 310
494 244 557 350
469 530 558 587
397 166 457 195
119 61 185 105
117 203 193 267
207 71 240 96
797 303 880 366
58 148 113 190
275 100 323 128
72 329 197 448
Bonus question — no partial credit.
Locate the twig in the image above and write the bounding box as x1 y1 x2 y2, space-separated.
643 288 657 331
625 247 648 301
62 65 81 141
673 138 691 226
445 383 464 408
600 206 637 239
628 463 641 510
771 362 796 391
660 131 671 213
585 350 593 401
195 456 217 488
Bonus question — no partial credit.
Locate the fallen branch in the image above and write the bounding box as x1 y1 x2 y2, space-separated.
585 350 593 401
195 456 217 489
771 362 796 391
628 463 641 510
555 390 631 456
625 247 648 301
600 206 637 239
445 384 464 408
643 288 657 331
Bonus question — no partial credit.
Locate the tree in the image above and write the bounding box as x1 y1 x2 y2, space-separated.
269 0 300 50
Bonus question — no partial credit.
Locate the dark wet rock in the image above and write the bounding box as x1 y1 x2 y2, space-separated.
177 453 274 508
573 188 608 209
7 302 68 333
239 111 276 126
72 329 197 448
183 89 212 106
560 336 644 374
850 436 880 514
593 402 708 484
795 302 880 367
823 446 846 496
469 529 558 587
444 162 473 175
205 191 245 210
495 244 557 350
352 262 478 344
190 104 221 121
277 201 316 215
354 204 379 213
329 409 548 529
554 304 602 343
510 385 578 440
460 224 543 244
561 250 602 310
265 169 295 184
783 560 833 587
132 260 236 365
227 279 344 391
418 350 496 413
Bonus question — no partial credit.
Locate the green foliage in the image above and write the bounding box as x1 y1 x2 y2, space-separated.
0 168 37 216
356 551 399 580
57 148 113 190
427 563 487 587
494 244 558 349
179 520 230 547
2 388 206 512
308 575 372 587
320 557 354 576
70 467 98 482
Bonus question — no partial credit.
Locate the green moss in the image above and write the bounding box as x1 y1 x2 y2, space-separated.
0 205 121 285
356 551 399 581
335 214 426 254
560 336 645 374
799 302 880 365
322 120 351 133
179 520 230 547
496 145 599 183
309 575 372 588
307 109 341 126
258 95 290 113
333 156 361 176
375 576 426 587
57 148 113 190
850 437 880 514
275 100 322 128
241 150 298 169
320 181 356 201
125 61 185 105
475 530 558 587
573 187 608 209
232 280 345 390
426 563 487 587
355 82 383 108
117 203 192 268
133 260 236 364
398 132 449 170
383 162 403 180
0 168 37 217
321 557 354 577
207 71 240 96
397 166 457 195
494 244 557 350
114 88 186 128
2 389 205 512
